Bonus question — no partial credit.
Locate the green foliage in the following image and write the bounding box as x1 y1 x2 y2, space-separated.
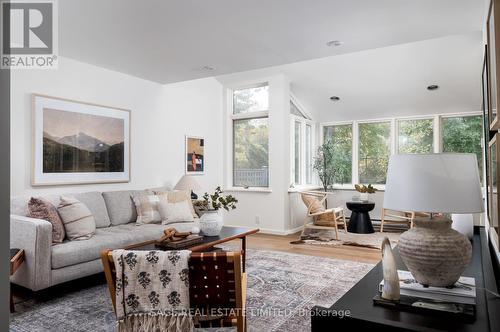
442 116 483 181
323 124 352 183
358 122 391 184
202 186 238 211
233 118 269 170
313 139 351 191
398 119 433 153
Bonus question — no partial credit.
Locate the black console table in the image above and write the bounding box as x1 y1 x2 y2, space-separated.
346 201 375 233
311 227 500 331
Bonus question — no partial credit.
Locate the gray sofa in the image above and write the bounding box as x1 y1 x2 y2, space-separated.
10 188 199 291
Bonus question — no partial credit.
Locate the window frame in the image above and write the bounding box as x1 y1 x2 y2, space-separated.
227 82 271 191
290 114 315 187
320 111 482 190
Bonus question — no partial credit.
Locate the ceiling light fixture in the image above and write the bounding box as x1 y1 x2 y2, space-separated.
330 96 340 101
427 84 439 91
326 40 343 47
200 65 215 71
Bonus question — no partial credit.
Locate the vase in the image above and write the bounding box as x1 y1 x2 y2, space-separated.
199 210 223 236
398 218 472 287
360 193 368 201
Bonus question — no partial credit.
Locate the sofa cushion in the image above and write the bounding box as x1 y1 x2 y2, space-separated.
28 197 66 243
102 190 145 225
11 195 60 216
51 222 198 269
72 192 111 228
58 196 96 241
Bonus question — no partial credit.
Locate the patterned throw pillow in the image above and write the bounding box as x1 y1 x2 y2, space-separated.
57 196 96 241
158 199 195 224
155 190 197 218
132 195 162 225
28 197 66 243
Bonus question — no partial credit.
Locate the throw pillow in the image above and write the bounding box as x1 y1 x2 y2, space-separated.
158 199 195 224
28 197 65 243
57 196 96 241
155 190 198 218
132 194 162 225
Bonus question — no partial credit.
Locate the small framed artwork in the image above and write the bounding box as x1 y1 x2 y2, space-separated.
483 44 490 219
32 94 131 185
185 136 204 174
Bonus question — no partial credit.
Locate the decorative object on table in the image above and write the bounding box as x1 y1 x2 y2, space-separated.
155 228 203 249
313 139 351 192
381 237 400 301
32 94 130 185
185 135 204 174
451 213 474 240
384 153 483 287
292 228 399 250
197 186 238 236
346 201 375 234
175 174 202 199
354 184 377 201
378 270 476 305
300 191 347 240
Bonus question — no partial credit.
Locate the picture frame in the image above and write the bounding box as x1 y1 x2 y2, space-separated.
185 135 205 175
489 133 500 252
483 44 491 220
487 0 499 130
32 94 131 186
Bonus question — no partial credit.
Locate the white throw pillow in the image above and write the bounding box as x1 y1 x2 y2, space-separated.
57 196 96 241
159 200 195 224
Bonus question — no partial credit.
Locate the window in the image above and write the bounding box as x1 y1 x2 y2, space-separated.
293 121 301 184
398 118 434 153
442 115 483 181
232 84 269 188
358 122 391 184
323 124 352 184
305 124 312 184
290 100 314 186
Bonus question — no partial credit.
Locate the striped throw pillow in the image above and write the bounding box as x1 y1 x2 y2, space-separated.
132 194 162 225
57 196 96 241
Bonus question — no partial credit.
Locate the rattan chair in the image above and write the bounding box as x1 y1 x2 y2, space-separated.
300 191 347 240
101 250 246 331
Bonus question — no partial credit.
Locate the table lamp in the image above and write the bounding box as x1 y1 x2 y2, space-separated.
175 175 202 199
384 153 483 287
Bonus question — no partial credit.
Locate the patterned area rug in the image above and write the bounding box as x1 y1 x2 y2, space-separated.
291 229 401 250
10 249 373 332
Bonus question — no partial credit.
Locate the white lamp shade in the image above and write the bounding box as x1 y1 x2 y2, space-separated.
384 153 483 214
174 175 202 191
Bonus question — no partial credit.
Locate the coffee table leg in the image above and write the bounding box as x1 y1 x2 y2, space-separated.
241 236 246 273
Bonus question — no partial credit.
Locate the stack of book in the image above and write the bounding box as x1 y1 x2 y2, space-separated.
374 270 476 318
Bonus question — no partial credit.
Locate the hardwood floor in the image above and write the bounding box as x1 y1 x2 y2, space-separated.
229 231 383 264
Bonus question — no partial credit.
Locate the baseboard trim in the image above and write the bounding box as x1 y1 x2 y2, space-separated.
223 225 304 236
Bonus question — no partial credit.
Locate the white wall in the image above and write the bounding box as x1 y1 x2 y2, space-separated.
10 56 223 197
218 74 292 234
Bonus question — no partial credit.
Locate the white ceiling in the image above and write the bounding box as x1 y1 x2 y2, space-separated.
216 32 484 122
59 0 484 84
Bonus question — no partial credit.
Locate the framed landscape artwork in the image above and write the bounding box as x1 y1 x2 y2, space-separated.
185 136 204 174
32 94 130 185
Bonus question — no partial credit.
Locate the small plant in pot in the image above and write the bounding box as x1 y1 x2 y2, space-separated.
354 184 377 201
196 187 238 236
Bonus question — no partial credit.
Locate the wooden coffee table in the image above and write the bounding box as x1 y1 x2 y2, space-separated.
122 226 259 272
10 248 25 312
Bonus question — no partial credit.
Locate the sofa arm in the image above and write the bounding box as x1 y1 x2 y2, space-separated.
10 214 52 291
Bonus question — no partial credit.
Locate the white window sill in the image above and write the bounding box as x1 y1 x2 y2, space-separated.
288 185 322 193
223 187 273 193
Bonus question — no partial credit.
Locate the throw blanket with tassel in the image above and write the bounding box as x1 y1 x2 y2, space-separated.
112 249 193 332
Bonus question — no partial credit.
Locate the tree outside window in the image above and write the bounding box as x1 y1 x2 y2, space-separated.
398 118 433 154
358 122 391 184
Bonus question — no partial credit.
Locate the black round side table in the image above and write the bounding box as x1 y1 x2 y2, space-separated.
346 201 375 234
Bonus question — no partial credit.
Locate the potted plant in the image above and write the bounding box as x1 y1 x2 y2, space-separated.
195 187 238 236
354 184 377 201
